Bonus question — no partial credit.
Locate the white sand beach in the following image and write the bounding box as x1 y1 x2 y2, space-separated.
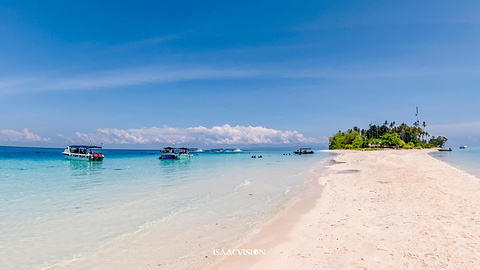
212 149 480 269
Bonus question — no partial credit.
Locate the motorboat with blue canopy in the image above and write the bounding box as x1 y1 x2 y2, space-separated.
159 147 192 160
62 145 104 161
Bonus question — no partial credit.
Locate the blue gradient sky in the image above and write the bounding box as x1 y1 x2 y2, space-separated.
1 1 479 147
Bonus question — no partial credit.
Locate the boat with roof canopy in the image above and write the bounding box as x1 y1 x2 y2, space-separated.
294 147 314 155
62 145 104 161
159 147 192 160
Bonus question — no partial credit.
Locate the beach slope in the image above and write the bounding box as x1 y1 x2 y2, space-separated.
214 149 480 269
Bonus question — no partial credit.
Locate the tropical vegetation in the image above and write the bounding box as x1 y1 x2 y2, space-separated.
329 120 448 150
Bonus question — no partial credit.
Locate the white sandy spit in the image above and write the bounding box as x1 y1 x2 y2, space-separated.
213 149 480 269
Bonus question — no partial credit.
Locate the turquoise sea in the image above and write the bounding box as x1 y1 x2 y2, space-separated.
429 146 480 178
0 146 331 269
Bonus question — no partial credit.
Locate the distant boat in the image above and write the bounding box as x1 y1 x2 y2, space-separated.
459 146 468 149
62 145 104 161
210 148 243 153
294 147 314 155
225 148 243 153
188 148 205 153
438 148 452 152
159 147 192 160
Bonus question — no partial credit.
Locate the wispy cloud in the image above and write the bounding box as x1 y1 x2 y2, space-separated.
2 63 480 96
47 67 265 91
67 124 323 146
0 66 266 95
0 128 50 142
111 33 193 51
429 121 480 136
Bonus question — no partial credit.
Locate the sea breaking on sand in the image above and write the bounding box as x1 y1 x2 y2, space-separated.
212 149 480 269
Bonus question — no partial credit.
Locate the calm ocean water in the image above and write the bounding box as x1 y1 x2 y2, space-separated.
429 146 480 178
0 146 331 269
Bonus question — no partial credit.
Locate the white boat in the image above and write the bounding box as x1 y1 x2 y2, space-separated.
210 148 243 153
224 148 243 153
62 145 104 161
188 148 205 153
459 146 468 149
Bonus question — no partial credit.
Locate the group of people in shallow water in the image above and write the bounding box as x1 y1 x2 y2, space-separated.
251 153 293 158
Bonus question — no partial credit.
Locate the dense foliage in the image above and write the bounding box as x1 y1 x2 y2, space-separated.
329 121 448 150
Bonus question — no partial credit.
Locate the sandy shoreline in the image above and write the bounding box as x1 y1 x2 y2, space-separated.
212 149 480 269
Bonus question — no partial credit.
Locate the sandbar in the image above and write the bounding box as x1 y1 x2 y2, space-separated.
212 149 480 269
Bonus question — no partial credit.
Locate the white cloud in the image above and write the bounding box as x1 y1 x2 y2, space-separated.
69 124 322 146
0 128 50 142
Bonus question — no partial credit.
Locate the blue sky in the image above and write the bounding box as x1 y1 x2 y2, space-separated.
1 0 480 148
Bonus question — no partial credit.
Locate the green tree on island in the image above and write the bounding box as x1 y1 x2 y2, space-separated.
329 121 448 150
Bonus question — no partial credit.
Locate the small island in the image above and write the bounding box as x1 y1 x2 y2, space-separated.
329 120 448 150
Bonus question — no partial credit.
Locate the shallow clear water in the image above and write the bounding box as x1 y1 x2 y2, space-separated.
429 146 480 177
0 146 331 269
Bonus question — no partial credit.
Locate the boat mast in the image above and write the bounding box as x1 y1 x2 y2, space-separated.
415 106 419 126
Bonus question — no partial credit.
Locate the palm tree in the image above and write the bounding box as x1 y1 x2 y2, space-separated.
425 131 430 143
420 130 427 143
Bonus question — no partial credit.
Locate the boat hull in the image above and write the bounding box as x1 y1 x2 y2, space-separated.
160 153 177 159
159 153 192 160
63 153 104 161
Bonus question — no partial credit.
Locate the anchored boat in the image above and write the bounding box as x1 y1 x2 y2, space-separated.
210 148 243 153
294 147 314 155
62 145 104 161
159 147 192 160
